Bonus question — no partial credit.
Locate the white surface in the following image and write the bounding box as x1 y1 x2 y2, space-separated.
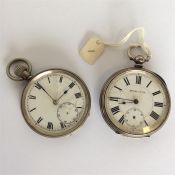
1 0 175 175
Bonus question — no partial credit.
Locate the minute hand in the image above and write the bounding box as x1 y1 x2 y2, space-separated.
109 97 134 102
36 82 55 101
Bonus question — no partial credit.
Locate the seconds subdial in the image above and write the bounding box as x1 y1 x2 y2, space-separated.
57 102 79 128
124 108 145 128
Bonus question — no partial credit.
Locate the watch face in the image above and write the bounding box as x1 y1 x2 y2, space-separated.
21 69 91 137
100 68 171 137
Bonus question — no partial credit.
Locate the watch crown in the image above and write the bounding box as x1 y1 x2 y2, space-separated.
6 58 32 81
14 64 27 75
14 64 30 80
14 64 31 80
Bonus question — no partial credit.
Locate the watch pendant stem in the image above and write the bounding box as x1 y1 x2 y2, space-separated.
127 45 151 65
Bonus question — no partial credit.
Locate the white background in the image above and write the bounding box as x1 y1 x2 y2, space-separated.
1 0 175 175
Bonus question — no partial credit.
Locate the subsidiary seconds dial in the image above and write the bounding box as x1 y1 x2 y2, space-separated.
100 68 170 137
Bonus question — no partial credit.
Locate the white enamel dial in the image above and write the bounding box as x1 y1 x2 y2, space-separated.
21 69 91 137
100 68 170 137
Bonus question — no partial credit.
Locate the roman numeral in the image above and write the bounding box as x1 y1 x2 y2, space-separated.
146 81 152 88
123 77 130 86
48 77 50 83
75 92 81 98
28 95 36 99
69 82 75 88
150 111 160 120
59 76 63 83
152 90 161 96
118 115 125 124
114 86 122 91
29 108 36 112
37 117 43 124
136 75 142 84
47 122 53 129
60 122 66 129
111 106 120 115
35 82 42 89
154 102 163 107
109 97 118 101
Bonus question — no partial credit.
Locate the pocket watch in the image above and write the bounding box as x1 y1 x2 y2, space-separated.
100 45 171 137
7 58 91 137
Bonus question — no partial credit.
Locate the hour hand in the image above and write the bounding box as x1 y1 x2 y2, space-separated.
56 89 69 102
56 82 75 102
119 101 134 104
109 97 139 104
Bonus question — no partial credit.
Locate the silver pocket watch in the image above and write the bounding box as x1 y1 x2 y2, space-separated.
100 45 171 137
7 58 91 137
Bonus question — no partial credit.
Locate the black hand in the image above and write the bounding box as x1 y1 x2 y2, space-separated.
119 101 134 104
110 97 139 104
35 82 55 101
56 88 71 102
109 97 134 102
56 82 75 102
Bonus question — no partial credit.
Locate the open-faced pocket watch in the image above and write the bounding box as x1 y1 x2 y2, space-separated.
100 45 171 137
7 58 91 137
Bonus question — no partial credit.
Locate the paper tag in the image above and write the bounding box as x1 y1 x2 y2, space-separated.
79 37 105 64
79 27 149 65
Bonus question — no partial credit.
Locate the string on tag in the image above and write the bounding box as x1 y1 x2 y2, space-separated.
79 27 151 65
